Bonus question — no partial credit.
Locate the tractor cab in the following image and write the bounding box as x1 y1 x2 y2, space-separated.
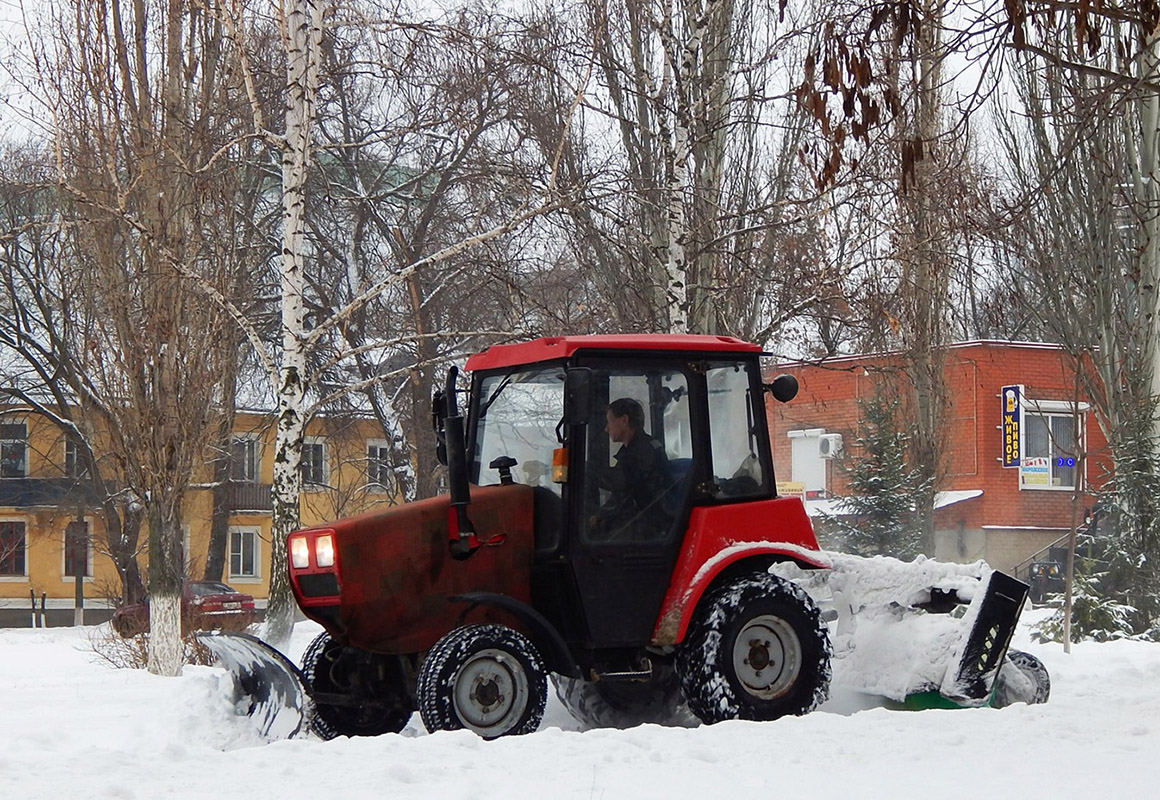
454 337 789 652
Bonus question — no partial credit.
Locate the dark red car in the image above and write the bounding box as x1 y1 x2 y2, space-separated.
111 581 257 638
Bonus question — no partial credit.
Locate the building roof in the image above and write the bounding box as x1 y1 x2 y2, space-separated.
772 340 1069 370
465 335 761 372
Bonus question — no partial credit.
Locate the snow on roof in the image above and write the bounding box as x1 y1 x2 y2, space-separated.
804 489 983 518
768 340 1069 370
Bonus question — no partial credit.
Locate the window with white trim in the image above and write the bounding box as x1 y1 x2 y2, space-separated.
1020 401 1084 490
64 439 90 479
64 520 91 578
230 436 260 482
0 520 27 577
229 528 260 579
1 423 27 478
367 440 392 492
301 439 327 488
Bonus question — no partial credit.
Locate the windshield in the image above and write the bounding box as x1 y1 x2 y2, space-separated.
472 367 566 496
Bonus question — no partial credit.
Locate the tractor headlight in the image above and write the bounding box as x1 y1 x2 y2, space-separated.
290 535 311 569
315 534 335 568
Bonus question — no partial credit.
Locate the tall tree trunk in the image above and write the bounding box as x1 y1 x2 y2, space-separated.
896 0 948 555
266 0 324 647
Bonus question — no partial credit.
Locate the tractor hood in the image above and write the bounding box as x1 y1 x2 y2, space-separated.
288 483 536 654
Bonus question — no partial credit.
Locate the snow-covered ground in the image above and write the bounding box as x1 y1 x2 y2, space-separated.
2 611 1155 800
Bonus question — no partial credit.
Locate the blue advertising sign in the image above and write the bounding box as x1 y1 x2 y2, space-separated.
1001 385 1022 468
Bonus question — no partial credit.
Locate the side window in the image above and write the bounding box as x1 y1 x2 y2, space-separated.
301 440 327 488
366 440 392 492
1 423 27 478
0 520 27 577
230 437 259 482
65 439 87 478
64 520 91 578
583 367 692 543
229 528 260 580
1022 409 1080 490
706 362 769 499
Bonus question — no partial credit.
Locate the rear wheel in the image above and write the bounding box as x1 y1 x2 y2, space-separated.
552 665 693 730
993 649 1050 708
302 632 414 739
677 573 831 724
417 624 547 739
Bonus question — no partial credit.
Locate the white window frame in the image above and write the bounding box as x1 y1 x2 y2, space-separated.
366 439 391 493
230 435 261 482
1019 399 1088 492
64 438 85 479
0 518 29 581
1 422 28 478
228 526 261 582
301 437 327 490
61 517 94 581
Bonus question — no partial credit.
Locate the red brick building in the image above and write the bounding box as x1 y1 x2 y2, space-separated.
767 341 1110 574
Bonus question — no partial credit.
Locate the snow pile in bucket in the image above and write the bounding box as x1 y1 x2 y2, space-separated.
774 554 994 701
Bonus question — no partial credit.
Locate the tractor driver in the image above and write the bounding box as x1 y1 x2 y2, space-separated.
590 397 671 540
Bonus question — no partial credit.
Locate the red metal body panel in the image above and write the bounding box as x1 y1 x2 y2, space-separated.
289 484 535 655
652 497 830 645
465 334 761 372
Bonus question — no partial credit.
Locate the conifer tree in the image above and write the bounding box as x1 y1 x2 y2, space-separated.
836 391 931 559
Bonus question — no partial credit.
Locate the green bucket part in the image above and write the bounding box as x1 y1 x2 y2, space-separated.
891 689 995 711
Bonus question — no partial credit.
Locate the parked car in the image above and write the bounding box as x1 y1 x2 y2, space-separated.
111 581 257 638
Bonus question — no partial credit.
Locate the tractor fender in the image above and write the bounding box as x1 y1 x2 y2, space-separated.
449 592 582 678
652 542 831 646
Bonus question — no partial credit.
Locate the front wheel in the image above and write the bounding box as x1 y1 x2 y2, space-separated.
417 624 547 739
677 573 832 724
301 632 414 739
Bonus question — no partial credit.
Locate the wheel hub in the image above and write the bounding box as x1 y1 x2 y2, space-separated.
453 649 529 734
733 614 803 701
472 677 503 710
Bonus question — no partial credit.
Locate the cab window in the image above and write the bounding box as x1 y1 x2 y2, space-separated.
472 368 566 495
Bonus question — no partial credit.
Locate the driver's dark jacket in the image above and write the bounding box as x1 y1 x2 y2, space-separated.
596 431 670 536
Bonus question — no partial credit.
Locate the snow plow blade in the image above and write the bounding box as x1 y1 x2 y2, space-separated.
198 631 310 740
775 555 1036 708
940 570 1029 703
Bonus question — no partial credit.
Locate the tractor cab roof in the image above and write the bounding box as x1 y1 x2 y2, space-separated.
464 334 761 372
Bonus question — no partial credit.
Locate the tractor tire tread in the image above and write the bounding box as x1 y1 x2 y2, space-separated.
417 623 547 739
677 572 832 724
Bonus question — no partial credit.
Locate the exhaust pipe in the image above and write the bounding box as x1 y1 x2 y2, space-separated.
441 367 479 560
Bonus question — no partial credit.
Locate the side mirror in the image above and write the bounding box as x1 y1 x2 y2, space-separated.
431 387 448 467
766 374 798 403
564 367 593 426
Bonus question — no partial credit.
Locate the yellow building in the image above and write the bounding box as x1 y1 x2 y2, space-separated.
0 409 401 625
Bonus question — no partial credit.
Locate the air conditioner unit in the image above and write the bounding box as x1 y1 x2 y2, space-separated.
818 433 844 459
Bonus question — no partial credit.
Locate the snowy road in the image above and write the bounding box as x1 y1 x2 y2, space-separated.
1 615 1155 800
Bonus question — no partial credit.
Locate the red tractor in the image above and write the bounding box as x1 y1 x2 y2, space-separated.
205 335 1035 739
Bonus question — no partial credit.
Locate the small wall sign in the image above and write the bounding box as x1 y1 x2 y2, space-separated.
1001 384 1022 468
